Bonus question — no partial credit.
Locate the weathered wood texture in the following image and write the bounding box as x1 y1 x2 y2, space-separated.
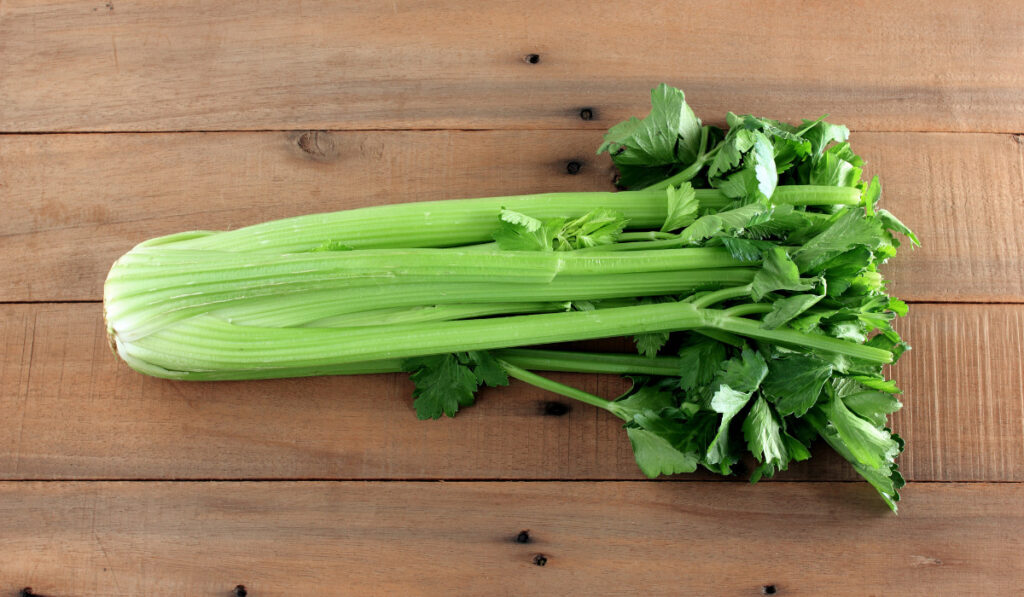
2 131 1021 302
0 481 1020 597
1 1 1022 133
2 3 1022 595
1 303 1019 482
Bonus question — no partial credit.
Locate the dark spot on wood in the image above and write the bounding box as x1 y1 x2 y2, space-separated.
1013 133 1024 146
611 173 622 188
762 585 777 595
566 161 582 175
234 585 248 597
541 401 571 416
532 554 548 566
105 1 114 10
579 108 594 121
515 530 531 543
524 53 540 64
292 131 338 162
20 589 35 597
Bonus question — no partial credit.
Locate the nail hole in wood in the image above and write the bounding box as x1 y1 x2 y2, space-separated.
20 589 35 597
533 553 548 566
762 585 777 595
542 401 571 416
524 53 540 64
234 585 248 597
579 108 594 121
566 161 582 175
515 530 531 543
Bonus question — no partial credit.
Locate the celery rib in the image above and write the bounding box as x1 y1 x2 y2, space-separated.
105 246 756 340
117 302 891 379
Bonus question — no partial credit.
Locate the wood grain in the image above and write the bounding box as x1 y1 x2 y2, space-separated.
1 3 1019 594
0 481 1020 596
2 130 1022 302
1 303 1019 482
1 1 1021 133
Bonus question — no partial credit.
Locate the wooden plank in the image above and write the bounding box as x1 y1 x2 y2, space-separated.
2 130 1022 302
1 1 1021 133
858 133 1024 302
1 303 1020 482
0 481 1020 596
0 130 615 301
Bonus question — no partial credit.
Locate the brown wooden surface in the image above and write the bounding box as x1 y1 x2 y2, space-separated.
2 130 1022 302
0 303 1020 483
1 481 1021 597
2 1 1023 595
1 1 1022 133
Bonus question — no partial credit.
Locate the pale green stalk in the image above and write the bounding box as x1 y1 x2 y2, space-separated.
116 301 891 380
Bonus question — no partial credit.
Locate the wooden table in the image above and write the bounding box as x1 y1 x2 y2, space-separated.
2 2 1022 595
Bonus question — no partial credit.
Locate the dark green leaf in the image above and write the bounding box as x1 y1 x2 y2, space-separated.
720 237 775 262
788 309 834 333
877 208 920 246
742 397 788 472
741 204 809 240
678 338 728 391
826 392 901 470
809 144 863 187
705 384 752 471
679 203 767 245
801 119 850 157
834 377 902 427
762 293 824 329
814 413 904 511
404 354 481 420
751 247 814 301
608 385 676 421
626 427 699 477
492 209 561 251
762 354 832 417
714 168 760 201
748 131 778 199
888 297 909 317
635 331 670 358
818 246 872 297
708 126 757 177
404 352 509 419
792 209 882 272
716 347 769 393
467 351 510 387
598 83 702 167
661 182 699 232
783 432 812 463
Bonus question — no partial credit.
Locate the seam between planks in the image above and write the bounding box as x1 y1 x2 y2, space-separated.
0 479 1019 484
1 129 1023 136
3 300 1022 306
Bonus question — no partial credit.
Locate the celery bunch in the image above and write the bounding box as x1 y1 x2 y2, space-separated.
105 85 916 509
